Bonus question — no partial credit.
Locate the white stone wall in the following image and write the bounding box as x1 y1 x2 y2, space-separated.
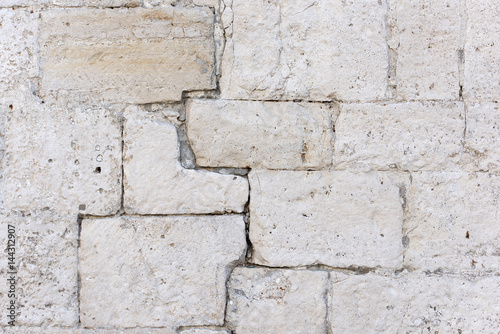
0 0 498 332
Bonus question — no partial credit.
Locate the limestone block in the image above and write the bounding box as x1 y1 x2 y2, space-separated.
179 329 230 334
2 90 121 215
0 10 39 92
79 215 246 328
226 268 328 334
0 212 78 326
329 272 500 333
0 329 175 334
463 102 500 172
249 170 404 269
0 0 140 6
123 106 248 214
464 0 500 101
186 100 333 169
396 0 461 100
220 0 388 101
40 7 215 103
334 102 464 171
405 172 500 273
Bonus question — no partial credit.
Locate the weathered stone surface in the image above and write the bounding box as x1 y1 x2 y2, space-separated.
0 0 141 6
123 106 248 214
462 102 500 172
396 0 461 100
186 100 333 169
334 102 464 171
226 268 328 334
0 328 175 334
405 172 500 273
0 10 39 92
179 329 230 334
0 212 78 326
40 7 215 103
249 170 404 269
80 215 246 328
220 0 388 101
329 272 500 333
2 90 121 215
464 0 500 101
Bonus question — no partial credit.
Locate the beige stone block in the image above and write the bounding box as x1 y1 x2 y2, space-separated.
226 268 328 334
40 7 215 103
329 272 500 333
334 102 464 171
123 106 248 214
186 100 333 169
249 170 404 269
79 215 246 328
220 0 388 101
405 172 500 273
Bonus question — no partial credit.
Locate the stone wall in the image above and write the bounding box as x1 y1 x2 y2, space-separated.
0 0 499 333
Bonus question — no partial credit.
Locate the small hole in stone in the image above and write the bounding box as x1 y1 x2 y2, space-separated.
48 159 53 163
8 104 13 110
79 204 86 211
94 167 101 174
465 231 469 239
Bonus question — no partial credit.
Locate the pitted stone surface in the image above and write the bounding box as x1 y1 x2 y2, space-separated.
220 0 388 101
334 102 464 171
249 170 404 269
0 212 78 327
40 7 215 103
123 106 248 214
0 328 175 334
186 100 333 169
2 90 121 215
79 215 246 328
226 268 328 334
179 329 230 334
405 172 500 273
329 272 500 333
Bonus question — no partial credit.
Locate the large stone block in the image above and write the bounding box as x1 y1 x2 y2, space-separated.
0 212 78 326
0 328 175 334
40 7 215 103
405 172 500 273
464 0 500 101
220 0 388 101
396 0 462 100
79 215 246 328
249 170 404 269
0 0 141 6
329 272 500 333
2 90 121 215
226 268 328 334
334 102 464 171
123 106 248 214
186 100 333 169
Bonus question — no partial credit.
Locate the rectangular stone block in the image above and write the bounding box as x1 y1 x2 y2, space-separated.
220 0 388 101
0 328 175 334
123 106 248 214
2 91 121 215
464 0 500 101
79 215 246 328
396 0 462 100
249 170 405 269
329 272 500 333
226 268 328 334
186 100 333 169
334 102 464 171
0 0 140 6
405 172 500 273
40 7 215 103
463 102 500 172
0 212 78 326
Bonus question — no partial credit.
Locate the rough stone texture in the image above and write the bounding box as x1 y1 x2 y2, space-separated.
0 212 78 327
249 170 404 269
123 106 248 214
0 329 175 334
179 329 230 334
463 102 500 172
40 7 215 103
186 100 333 169
226 268 328 334
464 0 500 101
396 0 461 100
220 0 388 101
2 89 121 215
405 172 500 273
329 272 500 333
334 102 464 171
0 0 141 6
79 215 246 328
